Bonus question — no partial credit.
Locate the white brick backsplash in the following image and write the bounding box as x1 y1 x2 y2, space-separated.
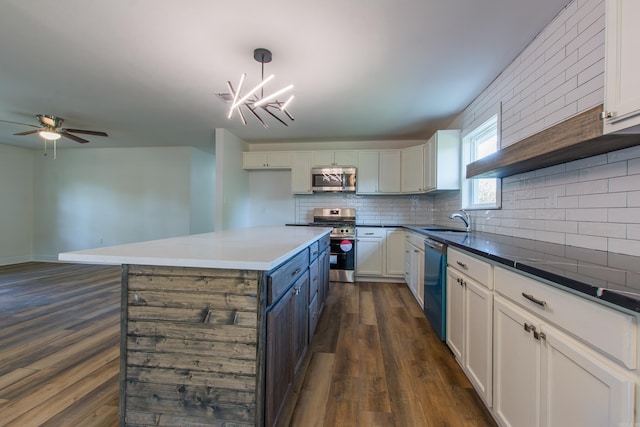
578 192 626 208
566 208 608 222
628 224 640 240
566 178 608 195
547 219 577 233
609 145 640 162
608 208 640 224
628 192 640 207
566 233 607 251
608 238 640 256
609 175 640 193
579 160 627 180
578 222 627 238
535 230 566 244
557 195 580 208
629 158 640 175
535 208 566 220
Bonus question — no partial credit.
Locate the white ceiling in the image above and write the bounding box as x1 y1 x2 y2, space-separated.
0 0 571 150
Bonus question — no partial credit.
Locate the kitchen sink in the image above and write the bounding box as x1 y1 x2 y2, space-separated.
421 228 467 233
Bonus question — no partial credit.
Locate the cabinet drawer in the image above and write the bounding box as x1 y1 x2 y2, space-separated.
356 227 385 238
268 249 309 305
318 234 330 253
405 231 424 248
495 266 637 369
448 248 493 289
309 241 320 260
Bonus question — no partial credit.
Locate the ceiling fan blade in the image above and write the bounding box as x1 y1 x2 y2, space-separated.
14 129 39 136
0 119 40 128
61 132 89 143
65 129 108 137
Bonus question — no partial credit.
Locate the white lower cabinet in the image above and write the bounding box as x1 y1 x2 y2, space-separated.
404 234 424 308
446 265 493 407
493 294 635 427
356 227 404 279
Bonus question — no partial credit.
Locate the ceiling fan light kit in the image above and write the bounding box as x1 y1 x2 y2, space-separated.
0 113 109 159
223 48 295 128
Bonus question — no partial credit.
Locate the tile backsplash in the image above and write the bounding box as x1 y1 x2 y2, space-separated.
295 193 434 225
433 144 640 256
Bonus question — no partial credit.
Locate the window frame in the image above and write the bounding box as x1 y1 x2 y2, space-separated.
460 114 502 211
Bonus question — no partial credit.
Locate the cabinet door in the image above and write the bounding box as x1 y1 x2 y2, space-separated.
378 150 401 193
334 151 356 166
604 0 640 133
265 291 294 427
415 246 424 309
493 296 541 427
356 237 384 276
356 151 379 194
424 136 436 190
446 267 465 361
401 145 425 193
266 152 292 168
464 279 493 406
291 152 313 194
385 229 405 277
293 272 309 372
312 151 334 166
541 324 634 427
243 152 268 169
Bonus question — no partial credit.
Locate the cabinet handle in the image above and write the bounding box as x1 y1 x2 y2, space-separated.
312 250 318 256
524 323 533 333
522 292 547 308
291 267 301 277
364 232 374 235
202 309 212 324
600 111 613 120
534 330 546 341
456 277 464 286
293 286 300 296
456 261 468 269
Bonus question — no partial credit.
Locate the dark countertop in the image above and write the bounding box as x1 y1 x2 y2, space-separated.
404 226 640 315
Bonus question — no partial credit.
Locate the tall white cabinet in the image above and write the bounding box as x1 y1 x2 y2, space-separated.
604 0 640 133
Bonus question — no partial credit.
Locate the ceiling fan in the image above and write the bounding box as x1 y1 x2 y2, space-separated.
0 114 108 143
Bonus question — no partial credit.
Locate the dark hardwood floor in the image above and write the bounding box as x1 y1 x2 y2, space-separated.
0 263 494 426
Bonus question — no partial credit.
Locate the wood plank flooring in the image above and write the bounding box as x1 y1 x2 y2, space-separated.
0 263 494 426
282 282 496 427
0 262 121 427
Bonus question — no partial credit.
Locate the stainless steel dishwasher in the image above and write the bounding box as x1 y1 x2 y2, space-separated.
424 237 447 340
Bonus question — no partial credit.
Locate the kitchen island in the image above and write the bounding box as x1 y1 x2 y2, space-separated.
59 226 332 427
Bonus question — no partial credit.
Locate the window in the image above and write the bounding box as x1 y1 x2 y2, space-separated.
461 114 501 210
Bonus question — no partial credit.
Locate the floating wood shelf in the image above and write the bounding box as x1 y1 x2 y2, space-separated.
466 104 640 179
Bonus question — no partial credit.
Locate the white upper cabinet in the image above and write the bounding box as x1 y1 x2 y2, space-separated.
604 0 640 133
424 130 460 192
312 150 357 166
243 151 291 169
378 150 401 193
400 145 425 193
356 151 379 194
291 152 313 194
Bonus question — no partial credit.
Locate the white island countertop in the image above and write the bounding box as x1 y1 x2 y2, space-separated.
58 226 332 271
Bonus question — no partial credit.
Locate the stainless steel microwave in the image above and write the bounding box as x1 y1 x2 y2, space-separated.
311 167 357 192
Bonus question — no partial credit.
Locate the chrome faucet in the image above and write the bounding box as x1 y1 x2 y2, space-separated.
449 209 471 232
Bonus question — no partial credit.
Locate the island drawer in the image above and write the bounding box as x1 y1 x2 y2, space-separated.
495 266 637 369
318 234 330 253
309 241 320 260
268 248 309 305
448 247 493 289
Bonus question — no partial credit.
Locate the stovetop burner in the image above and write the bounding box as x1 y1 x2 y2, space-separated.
312 208 356 238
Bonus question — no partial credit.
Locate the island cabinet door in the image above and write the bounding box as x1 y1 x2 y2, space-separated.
265 290 295 427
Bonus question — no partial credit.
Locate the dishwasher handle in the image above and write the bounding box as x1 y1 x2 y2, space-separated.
424 238 445 253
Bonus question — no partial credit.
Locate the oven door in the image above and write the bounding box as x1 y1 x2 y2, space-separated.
329 237 355 282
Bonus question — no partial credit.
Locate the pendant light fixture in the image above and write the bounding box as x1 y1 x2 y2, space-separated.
225 48 294 127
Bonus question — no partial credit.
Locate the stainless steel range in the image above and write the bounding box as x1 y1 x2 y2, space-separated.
311 208 356 283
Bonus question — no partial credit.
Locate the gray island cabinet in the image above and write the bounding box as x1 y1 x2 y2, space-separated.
59 226 331 427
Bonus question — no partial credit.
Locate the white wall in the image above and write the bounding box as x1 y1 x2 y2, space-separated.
0 144 34 265
190 147 216 234
436 0 640 256
214 129 250 230
248 170 295 226
32 146 197 260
